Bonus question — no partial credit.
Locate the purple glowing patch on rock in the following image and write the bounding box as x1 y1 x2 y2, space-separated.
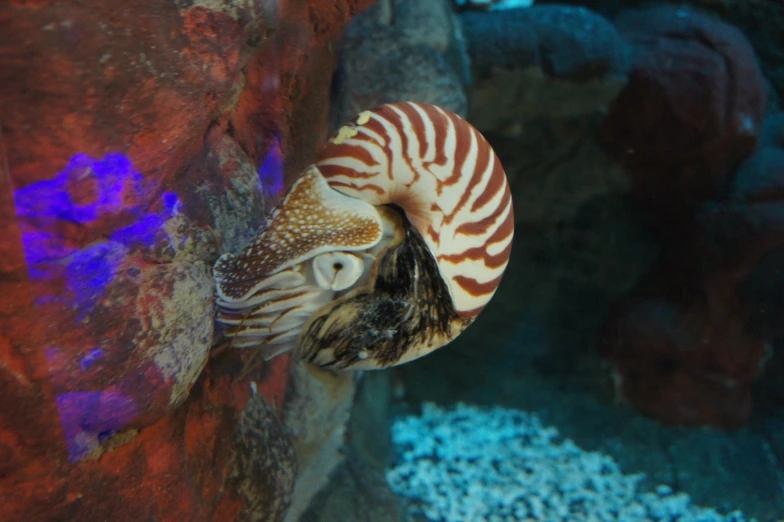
259 135 284 200
13 153 146 267
162 191 180 211
12 154 182 317
110 191 180 248
55 391 139 462
79 348 105 370
65 242 129 319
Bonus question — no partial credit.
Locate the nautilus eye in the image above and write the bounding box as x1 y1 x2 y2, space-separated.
213 102 514 370
212 165 386 354
312 252 364 291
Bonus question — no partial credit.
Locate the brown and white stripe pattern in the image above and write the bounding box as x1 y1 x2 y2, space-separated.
316 102 514 317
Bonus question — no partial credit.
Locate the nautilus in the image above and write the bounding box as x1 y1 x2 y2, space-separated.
213 102 514 370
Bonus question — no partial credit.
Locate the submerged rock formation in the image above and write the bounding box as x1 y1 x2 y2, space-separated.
462 4 631 127
599 5 768 222
329 0 470 129
0 0 374 519
597 7 778 429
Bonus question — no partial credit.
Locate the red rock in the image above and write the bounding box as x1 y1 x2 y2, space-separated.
599 5 767 221
597 221 770 428
598 288 765 428
223 0 381 195
0 0 375 519
605 110 784 427
698 114 784 337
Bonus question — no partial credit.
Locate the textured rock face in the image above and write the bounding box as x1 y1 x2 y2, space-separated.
543 0 784 108
447 5 657 366
586 5 781 429
597 270 767 429
0 0 374 519
329 0 469 131
296 372 402 522
283 362 357 522
461 5 631 129
599 5 768 222
598 111 784 429
233 391 297 522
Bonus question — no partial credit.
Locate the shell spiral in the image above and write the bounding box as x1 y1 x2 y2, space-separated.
316 102 514 317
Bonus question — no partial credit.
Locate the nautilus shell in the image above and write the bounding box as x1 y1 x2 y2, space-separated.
213 102 514 370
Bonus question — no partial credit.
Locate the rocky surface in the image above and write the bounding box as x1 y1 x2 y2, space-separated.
456 4 639 273
595 108 784 429
299 372 402 522
455 19 656 352
701 112 784 279
535 0 784 109
282 362 357 522
597 268 768 429
700 111 784 417
474 120 659 360
329 0 469 130
232 389 297 522
0 0 375 519
583 4 783 431
461 5 631 129
599 5 768 222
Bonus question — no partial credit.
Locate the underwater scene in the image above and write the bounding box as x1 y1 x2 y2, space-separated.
2 0 784 520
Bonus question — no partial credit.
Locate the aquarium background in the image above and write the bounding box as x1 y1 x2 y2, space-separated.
1 0 783 521
307 0 784 521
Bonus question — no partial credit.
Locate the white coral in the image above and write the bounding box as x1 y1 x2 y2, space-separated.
386 403 754 522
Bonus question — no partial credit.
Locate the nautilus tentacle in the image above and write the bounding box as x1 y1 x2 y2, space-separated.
213 166 388 349
212 102 514 370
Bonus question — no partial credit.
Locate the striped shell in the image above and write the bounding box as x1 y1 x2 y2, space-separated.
213 102 514 370
317 102 514 317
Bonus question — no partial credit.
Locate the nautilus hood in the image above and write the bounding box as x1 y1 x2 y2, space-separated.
213 102 514 370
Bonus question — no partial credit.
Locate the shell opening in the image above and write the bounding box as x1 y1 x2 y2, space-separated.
312 252 364 291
